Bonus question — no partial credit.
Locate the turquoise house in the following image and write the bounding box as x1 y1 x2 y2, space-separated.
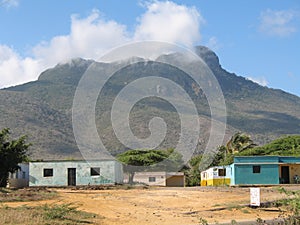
231 156 300 185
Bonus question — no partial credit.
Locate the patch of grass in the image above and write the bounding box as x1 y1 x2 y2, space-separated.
225 204 242 211
43 203 78 220
0 188 57 202
256 217 264 225
0 203 101 225
230 220 237 225
241 209 250 214
0 188 10 194
275 187 300 224
198 217 208 225
212 204 222 207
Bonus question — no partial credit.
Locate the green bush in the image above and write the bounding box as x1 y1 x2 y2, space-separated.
277 187 300 224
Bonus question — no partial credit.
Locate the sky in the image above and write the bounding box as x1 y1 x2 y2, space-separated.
0 0 300 96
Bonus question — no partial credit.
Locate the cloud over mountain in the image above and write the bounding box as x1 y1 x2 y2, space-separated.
247 76 268 87
134 1 203 46
0 1 204 89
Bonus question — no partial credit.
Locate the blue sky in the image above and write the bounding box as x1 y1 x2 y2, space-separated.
0 0 299 96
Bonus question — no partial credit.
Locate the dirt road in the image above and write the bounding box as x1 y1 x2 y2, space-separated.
4 186 289 224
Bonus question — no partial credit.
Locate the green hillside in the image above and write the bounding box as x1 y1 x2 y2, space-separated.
1 46 300 159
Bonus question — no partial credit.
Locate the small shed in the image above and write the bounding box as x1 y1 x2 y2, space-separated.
7 163 29 188
125 172 185 187
29 160 123 187
200 166 231 186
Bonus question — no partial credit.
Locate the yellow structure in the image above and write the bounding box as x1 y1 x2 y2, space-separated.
200 166 231 186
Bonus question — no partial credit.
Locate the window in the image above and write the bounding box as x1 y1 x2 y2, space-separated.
22 171 26 179
149 177 156 182
43 168 53 177
253 166 261 173
218 169 226 177
91 167 100 176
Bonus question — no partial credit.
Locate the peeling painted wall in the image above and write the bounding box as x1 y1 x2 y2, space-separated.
29 160 123 186
8 163 29 188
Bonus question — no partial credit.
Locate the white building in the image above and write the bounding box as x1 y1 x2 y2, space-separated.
124 171 185 187
29 160 123 187
7 163 29 188
200 166 231 186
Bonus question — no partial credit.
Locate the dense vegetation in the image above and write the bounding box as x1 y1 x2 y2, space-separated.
239 135 300 156
182 154 202 186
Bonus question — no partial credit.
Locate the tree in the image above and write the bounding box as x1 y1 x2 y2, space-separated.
0 128 30 187
209 133 257 167
183 154 202 186
210 145 227 166
117 149 182 184
226 132 256 154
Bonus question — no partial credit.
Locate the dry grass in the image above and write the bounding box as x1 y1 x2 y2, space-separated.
0 188 102 224
0 188 57 202
0 204 101 225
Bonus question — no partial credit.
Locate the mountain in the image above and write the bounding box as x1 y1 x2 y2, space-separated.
1 46 300 159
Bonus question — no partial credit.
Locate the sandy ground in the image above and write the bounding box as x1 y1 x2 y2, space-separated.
3 186 292 225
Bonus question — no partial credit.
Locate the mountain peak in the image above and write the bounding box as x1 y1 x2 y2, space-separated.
56 57 94 68
194 46 221 69
2 46 300 159
37 58 94 84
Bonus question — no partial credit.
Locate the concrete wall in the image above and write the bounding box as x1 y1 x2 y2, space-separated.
125 172 185 187
234 156 279 163
8 163 29 188
279 164 300 184
201 166 231 186
233 164 279 185
29 160 123 187
280 157 300 163
230 164 235 185
289 165 300 184
132 172 166 186
114 161 124 184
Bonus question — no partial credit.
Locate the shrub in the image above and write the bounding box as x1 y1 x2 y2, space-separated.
43 203 77 220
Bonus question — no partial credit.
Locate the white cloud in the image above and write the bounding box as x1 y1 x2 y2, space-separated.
259 9 298 37
1 10 130 88
247 76 268 87
0 1 204 88
0 0 19 8
33 10 129 65
206 36 220 51
134 1 204 47
0 45 42 88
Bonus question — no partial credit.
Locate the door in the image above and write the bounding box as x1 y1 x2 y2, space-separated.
68 168 76 186
281 166 290 184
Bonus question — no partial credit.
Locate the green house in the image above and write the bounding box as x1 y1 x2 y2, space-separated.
231 156 300 185
29 160 123 187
